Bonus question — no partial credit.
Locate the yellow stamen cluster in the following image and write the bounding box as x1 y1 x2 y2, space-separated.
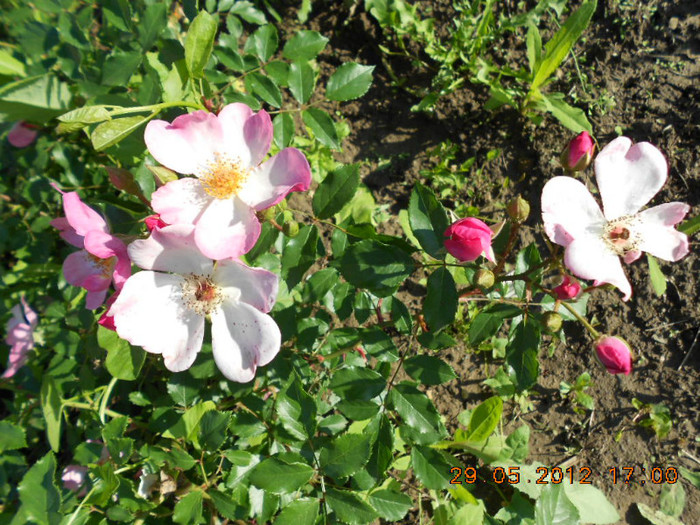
181 274 223 316
88 253 115 276
603 215 641 256
198 152 250 200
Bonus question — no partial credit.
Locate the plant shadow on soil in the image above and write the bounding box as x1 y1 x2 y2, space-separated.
282 0 699 522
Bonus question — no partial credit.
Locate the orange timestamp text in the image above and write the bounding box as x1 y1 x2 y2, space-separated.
450 466 593 485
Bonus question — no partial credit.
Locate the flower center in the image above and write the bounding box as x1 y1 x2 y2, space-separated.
603 215 641 256
181 274 223 316
198 152 250 200
88 254 115 277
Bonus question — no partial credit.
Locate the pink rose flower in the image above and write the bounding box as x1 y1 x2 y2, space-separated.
62 465 88 494
444 217 495 263
560 131 595 172
7 121 38 148
595 336 633 375
51 188 131 309
107 225 281 382
3 297 38 378
145 103 311 260
553 276 581 301
542 137 689 301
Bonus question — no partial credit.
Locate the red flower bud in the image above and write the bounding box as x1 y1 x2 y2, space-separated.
8 121 38 148
553 276 581 300
444 218 495 263
144 214 168 232
595 336 632 375
560 131 595 172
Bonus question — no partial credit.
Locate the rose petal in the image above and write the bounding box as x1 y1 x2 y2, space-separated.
62 192 109 238
84 230 127 260
128 224 213 275
542 177 606 246
111 271 205 371
194 197 261 260
210 300 281 383
595 137 668 220
144 111 225 175
151 177 212 226
636 203 690 262
237 148 311 211
86 288 109 310
564 235 633 301
216 103 260 166
213 259 279 313
50 217 84 248
8 121 37 148
63 251 111 290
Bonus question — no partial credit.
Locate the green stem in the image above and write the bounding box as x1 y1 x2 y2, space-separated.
98 377 118 425
108 100 206 117
559 300 600 338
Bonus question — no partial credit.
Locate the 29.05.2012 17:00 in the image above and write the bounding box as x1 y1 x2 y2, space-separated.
449 466 680 485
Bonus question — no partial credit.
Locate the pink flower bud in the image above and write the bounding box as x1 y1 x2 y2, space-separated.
595 336 633 375
144 214 168 232
553 276 581 300
444 218 495 263
8 121 38 148
560 131 595 172
62 465 88 493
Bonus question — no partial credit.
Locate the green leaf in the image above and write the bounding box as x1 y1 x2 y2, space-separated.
173 490 204 524
185 10 218 79
277 373 317 440
312 164 360 219
230 1 267 24
647 254 667 296
0 50 26 77
506 321 540 392
326 63 375 101
282 30 329 60
103 0 132 32
680 467 700 489
408 183 450 259
208 489 242 520
539 93 592 133
138 2 168 50
273 112 295 149
325 488 379 524
368 489 412 521
339 239 414 297
659 482 685 519
281 224 318 289
411 445 453 490
302 107 340 149
91 116 148 151
563 483 620 524
404 355 456 385
98 325 146 380
249 457 314 495
320 433 371 479
0 74 70 122
58 106 111 129
423 267 457 332
273 498 319 525
678 214 700 235
469 304 522 346
535 484 580 525
102 52 143 86
246 24 278 62
18 453 61 525
288 61 315 104
390 383 445 437
530 0 597 91
198 410 231 451
245 72 282 108
40 376 62 452
636 503 684 525
329 366 386 400
466 396 503 442
0 421 26 452
526 23 542 75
